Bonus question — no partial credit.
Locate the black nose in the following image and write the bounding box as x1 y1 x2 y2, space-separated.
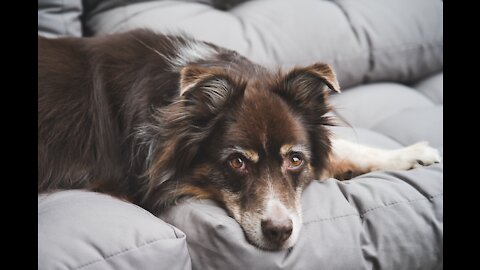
261 218 293 244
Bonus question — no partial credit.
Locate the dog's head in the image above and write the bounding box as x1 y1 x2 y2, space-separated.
141 60 339 250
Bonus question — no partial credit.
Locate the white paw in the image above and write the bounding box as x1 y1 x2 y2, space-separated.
387 142 441 170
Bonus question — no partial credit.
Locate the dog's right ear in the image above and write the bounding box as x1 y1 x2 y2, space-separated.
179 65 245 119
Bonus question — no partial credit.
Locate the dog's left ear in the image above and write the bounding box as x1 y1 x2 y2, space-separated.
277 63 340 116
286 62 340 93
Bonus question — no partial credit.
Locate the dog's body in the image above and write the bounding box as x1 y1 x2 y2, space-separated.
38 30 440 250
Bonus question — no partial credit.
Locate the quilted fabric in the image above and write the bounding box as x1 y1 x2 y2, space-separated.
329 75 443 150
38 190 192 270
83 0 443 89
38 0 83 37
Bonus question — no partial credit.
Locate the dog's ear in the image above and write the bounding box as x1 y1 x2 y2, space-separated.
278 63 340 117
277 63 339 176
296 63 340 93
142 65 245 196
179 65 245 119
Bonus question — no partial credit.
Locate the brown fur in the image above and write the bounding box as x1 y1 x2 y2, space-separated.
325 158 367 180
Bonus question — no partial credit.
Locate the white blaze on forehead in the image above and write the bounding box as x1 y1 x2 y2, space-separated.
265 197 290 221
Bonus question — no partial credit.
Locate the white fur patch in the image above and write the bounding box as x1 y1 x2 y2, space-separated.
169 40 217 69
132 34 217 71
330 137 442 172
259 184 301 249
263 196 302 249
385 141 442 170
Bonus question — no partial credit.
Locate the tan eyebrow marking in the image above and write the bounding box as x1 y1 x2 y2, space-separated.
221 146 259 163
280 144 311 159
242 149 259 163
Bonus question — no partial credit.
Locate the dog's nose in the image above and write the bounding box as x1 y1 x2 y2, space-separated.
261 218 293 244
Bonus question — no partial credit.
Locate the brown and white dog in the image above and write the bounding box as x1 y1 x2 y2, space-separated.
38 29 440 250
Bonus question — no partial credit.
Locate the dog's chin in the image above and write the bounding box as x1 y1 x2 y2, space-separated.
244 228 300 251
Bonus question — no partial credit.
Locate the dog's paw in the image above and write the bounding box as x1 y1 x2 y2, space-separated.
388 142 441 170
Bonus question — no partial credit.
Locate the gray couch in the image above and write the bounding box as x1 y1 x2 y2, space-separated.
38 0 443 269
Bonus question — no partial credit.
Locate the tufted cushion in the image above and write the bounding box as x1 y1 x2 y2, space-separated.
414 73 443 105
38 190 192 270
84 0 443 89
38 0 83 37
328 74 443 150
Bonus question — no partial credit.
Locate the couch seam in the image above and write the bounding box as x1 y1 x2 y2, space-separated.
329 0 361 49
303 193 442 225
281 41 442 67
71 237 167 270
61 0 68 35
416 90 442 105
360 193 442 217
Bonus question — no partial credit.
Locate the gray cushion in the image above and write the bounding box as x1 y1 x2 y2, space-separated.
414 73 443 105
84 0 442 88
327 126 404 149
160 163 443 269
329 74 443 149
372 106 443 149
38 190 192 270
335 0 443 84
38 0 83 37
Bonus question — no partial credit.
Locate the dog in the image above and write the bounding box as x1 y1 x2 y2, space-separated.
38 29 441 251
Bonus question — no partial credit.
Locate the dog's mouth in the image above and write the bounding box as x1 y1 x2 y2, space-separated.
225 196 302 251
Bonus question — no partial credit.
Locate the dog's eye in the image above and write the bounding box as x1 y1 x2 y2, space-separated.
288 153 304 169
229 156 246 171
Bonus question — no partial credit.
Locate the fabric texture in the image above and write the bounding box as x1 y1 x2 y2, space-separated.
38 0 83 37
38 190 192 270
414 73 443 105
83 0 443 89
328 81 443 149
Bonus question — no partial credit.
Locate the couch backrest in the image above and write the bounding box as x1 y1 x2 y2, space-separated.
38 0 443 89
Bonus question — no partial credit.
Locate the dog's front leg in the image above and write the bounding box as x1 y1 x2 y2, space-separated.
323 138 441 180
